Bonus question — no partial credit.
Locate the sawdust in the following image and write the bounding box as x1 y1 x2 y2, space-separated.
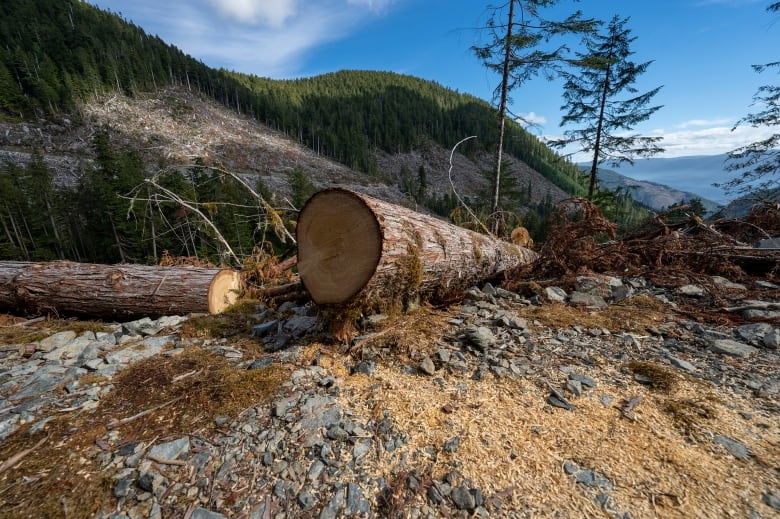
337 358 779 518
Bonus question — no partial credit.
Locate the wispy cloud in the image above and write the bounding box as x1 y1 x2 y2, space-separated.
203 0 298 27
95 0 397 77
674 118 733 129
648 123 774 157
517 112 547 128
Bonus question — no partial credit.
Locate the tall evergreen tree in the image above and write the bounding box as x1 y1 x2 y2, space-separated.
551 15 664 198
720 2 779 197
472 0 597 231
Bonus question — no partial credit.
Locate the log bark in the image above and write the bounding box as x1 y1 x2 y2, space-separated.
0 261 242 319
296 188 537 308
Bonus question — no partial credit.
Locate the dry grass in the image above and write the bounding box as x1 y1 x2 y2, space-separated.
0 347 289 518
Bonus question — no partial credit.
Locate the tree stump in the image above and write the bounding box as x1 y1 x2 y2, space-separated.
296 188 537 311
0 261 242 319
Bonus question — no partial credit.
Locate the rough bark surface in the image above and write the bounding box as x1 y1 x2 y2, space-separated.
0 261 241 319
296 188 537 309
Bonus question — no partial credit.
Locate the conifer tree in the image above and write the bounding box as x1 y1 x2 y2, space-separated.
472 0 597 232
720 2 779 197
550 15 664 198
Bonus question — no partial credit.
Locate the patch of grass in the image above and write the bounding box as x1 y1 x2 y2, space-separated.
628 360 679 392
0 346 289 518
664 397 719 436
180 300 260 339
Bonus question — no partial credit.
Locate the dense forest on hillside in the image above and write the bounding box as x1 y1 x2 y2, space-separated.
0 0 587 193
0 0 649 264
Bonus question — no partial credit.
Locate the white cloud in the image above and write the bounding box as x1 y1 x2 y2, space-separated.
103 0 392 78
674 118 733 129
649 123 774 157
203 0 298 27
517 112 547 127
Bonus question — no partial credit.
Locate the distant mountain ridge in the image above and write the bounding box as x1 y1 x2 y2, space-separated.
605 154 734 205
591 166 723 214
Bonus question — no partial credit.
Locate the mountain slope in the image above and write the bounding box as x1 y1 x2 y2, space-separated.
593 167 722 214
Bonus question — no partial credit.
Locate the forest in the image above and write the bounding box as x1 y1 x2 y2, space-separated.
0 0 648 265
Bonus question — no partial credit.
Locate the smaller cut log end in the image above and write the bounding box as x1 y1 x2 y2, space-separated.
208 270 243 314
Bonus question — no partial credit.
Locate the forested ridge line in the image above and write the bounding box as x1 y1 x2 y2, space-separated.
0 0 586 196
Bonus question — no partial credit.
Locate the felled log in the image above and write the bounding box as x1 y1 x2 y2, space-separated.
296 188 537 310
0 261 242 319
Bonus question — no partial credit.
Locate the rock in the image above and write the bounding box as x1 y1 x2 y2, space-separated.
190 508 227 519
451 485 476 510
37 331 77 353
544 286 567 303
443 436 460 453
319 487 345 519
345 483 370 516
667 355 696 373
763 490 780 511
709 339 759 357
713 434 751 459
569 373 597 388
251 320 278 338
764 330 780 350
298 491 317 511
148 437 190 460
283 315 319 337
677 284 706 297
569 291 607 310
735 323 774 344
711 276 746 290
547 395 574 411
418 356 436 375
462 326 496 350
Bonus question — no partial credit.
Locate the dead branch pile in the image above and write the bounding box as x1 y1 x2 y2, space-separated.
506 199 780 287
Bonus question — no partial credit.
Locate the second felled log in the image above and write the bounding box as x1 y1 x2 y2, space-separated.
296 188 537 309
0 261 242 319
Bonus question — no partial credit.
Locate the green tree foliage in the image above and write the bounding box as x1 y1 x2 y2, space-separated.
289 168 317 209
720 2 779 197
472 0 597 230
551 15 664 198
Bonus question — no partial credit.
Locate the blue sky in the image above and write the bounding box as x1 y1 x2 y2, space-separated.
89 0 778 162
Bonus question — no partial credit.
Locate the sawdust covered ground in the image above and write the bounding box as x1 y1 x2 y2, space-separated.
328 304 779 518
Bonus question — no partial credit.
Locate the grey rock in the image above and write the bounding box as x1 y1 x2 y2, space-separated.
764 330 780 350
352 439 372 461
252 320 278 338
298 491 317 511
38 331 77 353
283 315 319 337
418 356 436 375
319 487 345 519
569 373 597 388
345 483 370 516
148 437 190 460
113 477 133 498
545 286 567 303
566 379 582 397
353 361 376 376
500 313 528 330
713 434 751 459
0 414 20 441
547 395 574 411
667 355 696 373
451 485 476 510
735 323 774 344
569 291 608 310
677 284 706 297
711 276 747 290
462 326 496 350
443 436 460 453
709 339 759 357
190 508 227 519
763 490 780 511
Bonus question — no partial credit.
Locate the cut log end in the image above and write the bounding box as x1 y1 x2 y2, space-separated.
208 269 243 314
297 190 382 304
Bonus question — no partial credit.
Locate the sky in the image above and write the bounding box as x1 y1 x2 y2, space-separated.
88 0 778 166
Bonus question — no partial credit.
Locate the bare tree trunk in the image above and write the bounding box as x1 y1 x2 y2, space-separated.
0 261 242 319
296 188 536 311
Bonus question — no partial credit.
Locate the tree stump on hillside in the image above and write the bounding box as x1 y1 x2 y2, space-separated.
296 188 537 314
0 261 242 319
